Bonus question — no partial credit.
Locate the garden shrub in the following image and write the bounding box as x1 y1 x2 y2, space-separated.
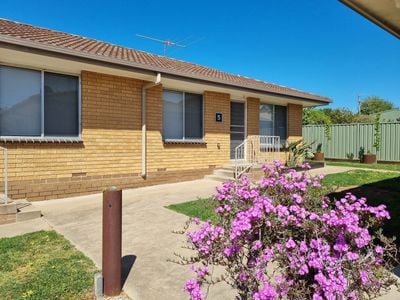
175 161 398 300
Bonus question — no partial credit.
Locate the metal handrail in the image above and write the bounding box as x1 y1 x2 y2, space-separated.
0 146 8 204
234 135 281 179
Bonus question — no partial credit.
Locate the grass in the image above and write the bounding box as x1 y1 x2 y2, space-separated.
322 170 400 188
166 198 218 223
167 170 400 243
0 230 97 300
326 161 400 172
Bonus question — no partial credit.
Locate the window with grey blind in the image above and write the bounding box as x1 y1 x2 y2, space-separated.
162 90 203 140
259 104 287 142
44 72 79 136
0 65 80 137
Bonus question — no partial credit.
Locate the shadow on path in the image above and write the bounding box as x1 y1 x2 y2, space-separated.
122 255 136 286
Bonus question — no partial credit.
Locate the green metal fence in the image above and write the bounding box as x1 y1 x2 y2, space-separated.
302 123 400 162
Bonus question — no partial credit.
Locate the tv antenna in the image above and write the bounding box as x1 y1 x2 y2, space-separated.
136 34 187 56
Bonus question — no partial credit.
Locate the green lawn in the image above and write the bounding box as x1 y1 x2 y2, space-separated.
166 198 218 223
0 230 97 300
167 170 400 243
326 161 400 172
322 170 400 188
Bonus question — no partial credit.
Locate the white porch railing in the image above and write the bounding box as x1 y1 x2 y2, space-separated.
234 135 281 178
0 146 8 204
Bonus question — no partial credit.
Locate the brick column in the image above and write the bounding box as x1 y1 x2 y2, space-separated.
246 97 260 137
287 103 303 142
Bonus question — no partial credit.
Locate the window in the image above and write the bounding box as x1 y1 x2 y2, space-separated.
259 104 287 142
0 65 80 138
162 90 203 140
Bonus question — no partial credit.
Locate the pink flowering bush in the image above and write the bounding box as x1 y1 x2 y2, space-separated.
176 161 398 300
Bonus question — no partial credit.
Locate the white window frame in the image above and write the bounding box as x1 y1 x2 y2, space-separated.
163 89 204 142
0 64 82 142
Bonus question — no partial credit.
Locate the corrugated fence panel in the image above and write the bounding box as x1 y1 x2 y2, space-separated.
302 122 400 162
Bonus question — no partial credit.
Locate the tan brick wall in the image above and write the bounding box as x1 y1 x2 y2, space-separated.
246 97 260 137
0 72 231 200
287 103 303 142
145 89 231 172
0 70 305 201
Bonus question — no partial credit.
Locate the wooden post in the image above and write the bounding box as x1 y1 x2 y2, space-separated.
102 187 122 296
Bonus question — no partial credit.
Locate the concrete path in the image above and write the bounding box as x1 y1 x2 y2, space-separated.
0 218 51 238
2 165 398 299
35 178 235 300
307 165 356 176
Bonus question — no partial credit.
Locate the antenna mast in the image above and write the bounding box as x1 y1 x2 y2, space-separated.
136 34 187 55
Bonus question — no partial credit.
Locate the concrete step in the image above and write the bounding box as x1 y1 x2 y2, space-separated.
0 213 16 225
204 174 235 182
0 202 17 215
14 199 31 209
0 198 41 223
16 204 42 222
213 168 234 177
222 164 235 169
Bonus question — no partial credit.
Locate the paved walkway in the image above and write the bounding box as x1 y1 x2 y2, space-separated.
0 218 51 238
34 178 235 300
2 165 399 299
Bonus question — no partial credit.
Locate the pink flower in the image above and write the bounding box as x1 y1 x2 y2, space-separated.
184 279 204 300
182 160 395 300
375 245 384 255
285 239 296 249
299 241 308 253
253 281 277 300
299 264 309 275
360 271 369 285
292 193 303 204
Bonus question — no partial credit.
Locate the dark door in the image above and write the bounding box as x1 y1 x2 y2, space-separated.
230 102 245 159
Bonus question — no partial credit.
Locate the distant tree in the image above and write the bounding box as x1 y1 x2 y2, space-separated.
360 96 395 115
303 108 331 125
321 108 355 124
353 114 375 123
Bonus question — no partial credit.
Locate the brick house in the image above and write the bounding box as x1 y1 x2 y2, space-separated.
0 19 331 201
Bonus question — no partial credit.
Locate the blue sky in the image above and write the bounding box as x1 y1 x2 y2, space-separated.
2 0 399 110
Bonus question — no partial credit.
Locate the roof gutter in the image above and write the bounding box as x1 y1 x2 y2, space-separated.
0 35 332 103
141 73 162 178
340 0 400 39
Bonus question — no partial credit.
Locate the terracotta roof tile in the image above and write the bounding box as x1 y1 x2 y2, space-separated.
0 18 331 103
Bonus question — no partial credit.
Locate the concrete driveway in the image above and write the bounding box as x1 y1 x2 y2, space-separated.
35 178 234 300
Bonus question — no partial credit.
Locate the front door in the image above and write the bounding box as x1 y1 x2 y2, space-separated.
230 102 245 159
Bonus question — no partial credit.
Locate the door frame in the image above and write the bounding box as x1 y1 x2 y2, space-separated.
230 99 247 161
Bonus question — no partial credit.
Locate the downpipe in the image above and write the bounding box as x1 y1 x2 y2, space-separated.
141 73 161 178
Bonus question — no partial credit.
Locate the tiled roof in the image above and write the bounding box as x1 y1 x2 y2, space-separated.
0 18 331 103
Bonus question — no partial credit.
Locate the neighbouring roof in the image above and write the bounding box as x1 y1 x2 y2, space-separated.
0 18 331 103
340 0 400 38
372 109 400 122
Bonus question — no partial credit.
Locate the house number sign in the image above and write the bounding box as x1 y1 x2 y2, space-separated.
216 112 223 122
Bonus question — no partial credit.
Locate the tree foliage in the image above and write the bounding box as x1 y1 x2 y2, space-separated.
360 96 395 115
321 108 355 124
303 108 331 125
303 96 396 125
303 108 354 125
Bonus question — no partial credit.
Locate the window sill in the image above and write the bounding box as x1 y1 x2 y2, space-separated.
163 139 206 145
0 136 83 143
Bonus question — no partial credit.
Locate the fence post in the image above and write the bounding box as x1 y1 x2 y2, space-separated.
102 187 122 296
